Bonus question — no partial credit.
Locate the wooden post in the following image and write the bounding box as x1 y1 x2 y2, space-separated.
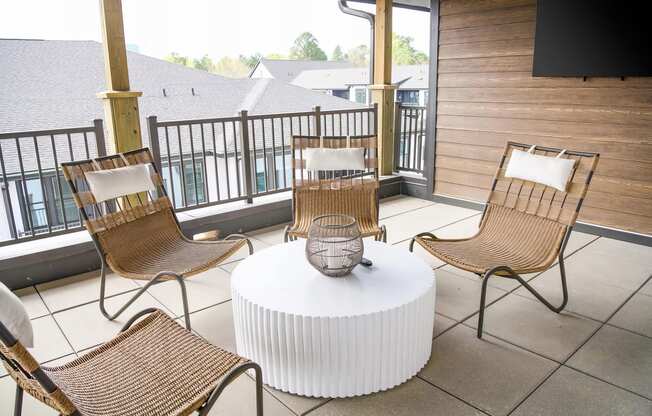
369 0 396 176
97 0 143 154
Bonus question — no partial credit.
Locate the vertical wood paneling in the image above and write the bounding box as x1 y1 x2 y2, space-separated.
433 0 652 234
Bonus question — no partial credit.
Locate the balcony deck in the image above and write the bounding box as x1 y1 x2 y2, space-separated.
2 195 651 415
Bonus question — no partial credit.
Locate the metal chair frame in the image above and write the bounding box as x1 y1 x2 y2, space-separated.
0 308 263 416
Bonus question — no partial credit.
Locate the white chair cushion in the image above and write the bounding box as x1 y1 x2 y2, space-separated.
0 282 34 347
505 148 576 192
303 148 366 171
85 164 156 203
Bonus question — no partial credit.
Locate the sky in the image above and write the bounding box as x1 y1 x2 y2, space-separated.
0 0 430 61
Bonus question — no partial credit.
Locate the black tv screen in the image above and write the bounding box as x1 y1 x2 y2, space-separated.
533 0 652 77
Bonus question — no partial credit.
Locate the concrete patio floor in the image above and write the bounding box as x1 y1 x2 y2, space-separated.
2 195 651 415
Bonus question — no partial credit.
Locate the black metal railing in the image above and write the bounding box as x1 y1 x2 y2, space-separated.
147 105 377 211
0 120 106 245
394 103 426 173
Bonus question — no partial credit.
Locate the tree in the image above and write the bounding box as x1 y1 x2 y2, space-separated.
392 33 428 65
289 32 327 60
214 56 251 78
165 52 191 67
332 45 346 61
239 53 263 69
346 44 369 67
265 52 287 59
192 54 214 71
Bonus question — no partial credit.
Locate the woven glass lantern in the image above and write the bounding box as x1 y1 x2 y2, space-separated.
306 214 364 277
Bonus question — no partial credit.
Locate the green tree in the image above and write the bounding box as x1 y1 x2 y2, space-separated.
165 52 191 67
192 54 214 71
392 33 428 65
213 56 251 78
239 53 263 69
346 44 369 67
331 45 346 61
289 32 327 60
265 52 287 59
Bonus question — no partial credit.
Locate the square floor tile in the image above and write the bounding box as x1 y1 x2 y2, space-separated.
440 264 524 292
608 293 652 337
53 291 169 352
562 232 599 257
393 239 445 269
435 269 507 321
567 325 652 399
379 195 434 220
264 384 328 415
434 313 457 338
380 203 478 244
307 377 480 416
640 280 652 297
466 294 601 362
511 366 652 416
221 259 242 273
29 315 74 363
431 214 482 239
231 237 270 262
515 263 633 322
14 286 49 318
190 301 237 353
421 325 557 416
36 269 139 312
142 267 231 317
206 374 295 416
561 238 652 292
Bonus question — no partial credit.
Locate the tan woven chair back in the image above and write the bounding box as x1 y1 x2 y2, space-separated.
61 148 177 259
486 142 600 228
291 135 378 190
0 326 77 415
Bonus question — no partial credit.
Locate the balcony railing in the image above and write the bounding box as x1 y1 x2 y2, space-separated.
0 105 376 245
394 103 426 174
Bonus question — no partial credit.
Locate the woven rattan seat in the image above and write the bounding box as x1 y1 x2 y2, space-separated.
419 204 566 275
284 135 386 242
1 309 263 416
411 142 599 338
61 148 251 329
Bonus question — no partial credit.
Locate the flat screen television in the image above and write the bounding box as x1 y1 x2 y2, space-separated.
533 0 652 77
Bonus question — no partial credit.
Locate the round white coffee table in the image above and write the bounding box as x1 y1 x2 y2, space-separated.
231 240 435 398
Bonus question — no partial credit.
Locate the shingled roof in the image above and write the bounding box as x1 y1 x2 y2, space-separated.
249 58 357 83
290 64 429 90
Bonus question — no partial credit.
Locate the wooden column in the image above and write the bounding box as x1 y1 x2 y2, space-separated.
369 0 396 175
97 0 143 154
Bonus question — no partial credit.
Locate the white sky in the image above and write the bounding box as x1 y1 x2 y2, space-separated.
0 0 430 60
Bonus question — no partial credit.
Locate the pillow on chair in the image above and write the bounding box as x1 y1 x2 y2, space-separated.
85 164 156 203
505 147 576 192
304 148 365 171
0 282 34 347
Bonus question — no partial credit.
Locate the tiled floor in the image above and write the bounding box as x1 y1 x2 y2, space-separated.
2 195 651 415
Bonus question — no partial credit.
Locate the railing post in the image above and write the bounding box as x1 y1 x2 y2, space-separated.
147 116 163 173
239 110 254 203
93 119 107 157
393 102 401 171
313 106 321 136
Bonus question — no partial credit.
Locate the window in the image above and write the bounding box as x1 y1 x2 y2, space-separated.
16 175 79 234
352 87 368 104
397 90 419 105
161 158 207 208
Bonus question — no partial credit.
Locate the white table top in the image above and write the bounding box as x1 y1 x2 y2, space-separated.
231 240 434 318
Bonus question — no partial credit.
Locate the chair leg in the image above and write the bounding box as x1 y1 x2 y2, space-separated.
14 385 23 416
99 266 192 330
477 260 569 339
283 225 291 243
408 232 436 252
381 225 387 243
198 362 265 416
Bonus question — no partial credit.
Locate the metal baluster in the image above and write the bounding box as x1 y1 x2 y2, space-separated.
176 125 187 208
199 123 209 204
0 141 18 239
15 138 34 236
164 126 176 208
49 135 68 230
270 117 278 190
231 121 242 198
188 124 200 206
32 136 52 234
280 117 288 189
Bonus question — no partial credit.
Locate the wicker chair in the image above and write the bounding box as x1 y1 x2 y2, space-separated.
0 308 263 416
61 148 252 330
283 135 386 242
410 142 599 338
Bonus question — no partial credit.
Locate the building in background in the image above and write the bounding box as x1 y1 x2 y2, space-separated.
0 39 363 241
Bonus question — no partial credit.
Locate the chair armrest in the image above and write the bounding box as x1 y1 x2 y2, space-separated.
120 308 161 332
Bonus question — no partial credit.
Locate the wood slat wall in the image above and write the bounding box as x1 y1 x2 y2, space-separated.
434 0 652 234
